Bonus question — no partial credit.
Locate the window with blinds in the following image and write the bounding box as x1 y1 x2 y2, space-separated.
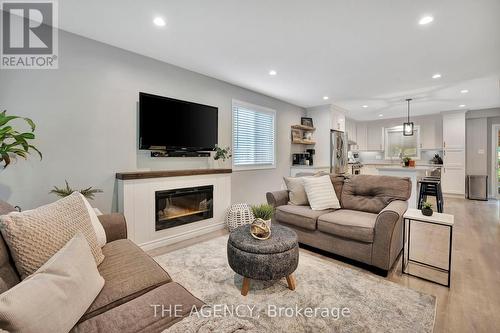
232 100 276 169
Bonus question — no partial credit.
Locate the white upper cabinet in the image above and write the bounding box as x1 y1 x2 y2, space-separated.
356 123 367 151
345 118 357 143
419 116 443 150
331 107 345 132
367 124 384 151
443 113 466 150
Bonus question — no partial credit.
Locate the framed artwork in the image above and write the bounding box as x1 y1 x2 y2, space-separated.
291 129 302 141
301 117 314 128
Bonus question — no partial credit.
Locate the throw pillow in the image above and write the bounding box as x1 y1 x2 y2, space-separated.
283 177 309 205
0 192 105 279
302 175 341 210
78 193 107 247
0 233 105 333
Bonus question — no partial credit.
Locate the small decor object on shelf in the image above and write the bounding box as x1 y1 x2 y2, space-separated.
291 129 302 141
250 203 274 240
301 117 314 128
402 156 412 167
0 110 42 168
225 203 254 232
213 145 232 162
50 180 103 200
421 202 433 216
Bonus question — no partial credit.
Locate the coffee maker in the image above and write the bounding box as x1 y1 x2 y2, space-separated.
292 153 308 165
305 149 315 166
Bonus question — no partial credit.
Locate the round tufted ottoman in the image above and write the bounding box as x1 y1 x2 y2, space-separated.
227 224 299 296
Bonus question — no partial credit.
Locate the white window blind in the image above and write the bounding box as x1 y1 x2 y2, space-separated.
232 100 276 169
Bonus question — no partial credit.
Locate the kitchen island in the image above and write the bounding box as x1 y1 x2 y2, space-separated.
376 165 436 208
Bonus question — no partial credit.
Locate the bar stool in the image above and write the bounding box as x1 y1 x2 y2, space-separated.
418 177 444 213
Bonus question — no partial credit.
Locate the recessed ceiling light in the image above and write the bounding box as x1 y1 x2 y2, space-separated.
153 17 166 27
378 114 383 117
459 104 466 108
460 89 469 94
432 73 442 79
419 16 434 25
269 70 277 76
323 96 329 100
362 105 369 108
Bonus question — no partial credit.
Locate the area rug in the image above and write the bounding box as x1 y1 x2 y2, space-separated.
154 235 436 333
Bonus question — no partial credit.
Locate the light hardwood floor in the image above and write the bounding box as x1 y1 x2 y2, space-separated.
148 197 500 332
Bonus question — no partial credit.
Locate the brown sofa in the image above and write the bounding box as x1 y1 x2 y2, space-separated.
267 174 411 273
0 201 202 333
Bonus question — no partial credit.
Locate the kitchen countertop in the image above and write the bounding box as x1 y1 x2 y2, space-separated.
290 165 330 169
375 165 436 172
362 161 443 167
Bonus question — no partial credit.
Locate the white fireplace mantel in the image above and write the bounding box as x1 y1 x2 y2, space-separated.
117 169 231 250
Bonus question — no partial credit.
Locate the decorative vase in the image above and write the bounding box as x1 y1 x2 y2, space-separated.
404 161 410 167
421 207 433 216
250 218 271 240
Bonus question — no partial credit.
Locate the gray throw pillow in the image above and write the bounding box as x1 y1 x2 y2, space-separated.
284 177 309 205
0 233 105 333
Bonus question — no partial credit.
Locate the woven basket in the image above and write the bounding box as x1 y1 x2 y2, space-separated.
226 203 255 232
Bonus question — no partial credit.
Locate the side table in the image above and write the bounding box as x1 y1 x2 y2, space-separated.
402 208 454 287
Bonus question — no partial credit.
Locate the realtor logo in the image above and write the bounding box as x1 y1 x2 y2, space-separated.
1 0 58 69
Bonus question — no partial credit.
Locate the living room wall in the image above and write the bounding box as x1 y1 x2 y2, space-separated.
0 31 304 212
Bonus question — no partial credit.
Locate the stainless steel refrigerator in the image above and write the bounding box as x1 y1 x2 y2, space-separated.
330 130 348 174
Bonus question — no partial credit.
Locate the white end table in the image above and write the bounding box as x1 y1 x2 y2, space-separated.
402 208 454 287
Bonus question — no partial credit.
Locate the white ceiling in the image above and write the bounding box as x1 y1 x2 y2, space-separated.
59 0 500 120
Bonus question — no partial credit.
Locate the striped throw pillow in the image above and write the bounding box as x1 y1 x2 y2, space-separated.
303 175 341 210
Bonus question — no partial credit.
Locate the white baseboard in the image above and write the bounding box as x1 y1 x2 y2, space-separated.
139 222 226 251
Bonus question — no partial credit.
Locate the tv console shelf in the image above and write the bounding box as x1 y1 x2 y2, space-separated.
116 168 232 180
150 151 211 158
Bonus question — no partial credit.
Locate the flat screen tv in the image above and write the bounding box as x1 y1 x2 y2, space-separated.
139 92 218 151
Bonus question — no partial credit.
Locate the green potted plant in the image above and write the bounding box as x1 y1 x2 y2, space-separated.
402 156 411 167
250 203 274 240
50 180 103 200
421 201 433 216
0 110 41 168
212 145 232 168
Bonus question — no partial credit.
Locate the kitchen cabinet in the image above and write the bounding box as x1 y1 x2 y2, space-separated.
442 112 466 195
419 117 442 150
443 113 465 150
361 165 379 175
441 167 465 195
331 107 345 132
356 123 367 151
345 118 357 143
367 124 384 151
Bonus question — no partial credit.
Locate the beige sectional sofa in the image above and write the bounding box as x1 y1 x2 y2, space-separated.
0 201 202 333
267 174 411 273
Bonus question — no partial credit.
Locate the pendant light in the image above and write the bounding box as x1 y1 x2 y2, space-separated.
403 98 414 136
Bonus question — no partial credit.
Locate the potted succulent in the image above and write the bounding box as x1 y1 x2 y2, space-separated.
421 201 433 216
0 110 41 168
402 156 411 167
250 203 274 240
